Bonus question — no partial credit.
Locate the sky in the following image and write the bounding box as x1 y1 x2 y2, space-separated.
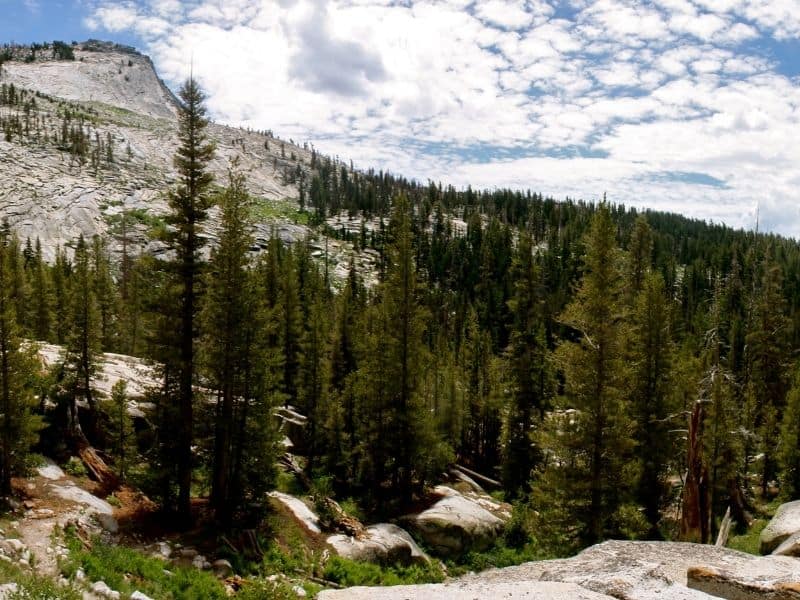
2 1 800 235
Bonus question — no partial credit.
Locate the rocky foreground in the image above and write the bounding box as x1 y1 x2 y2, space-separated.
321 540 800 599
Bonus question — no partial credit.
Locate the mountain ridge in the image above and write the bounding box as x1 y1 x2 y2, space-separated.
0 40 312 261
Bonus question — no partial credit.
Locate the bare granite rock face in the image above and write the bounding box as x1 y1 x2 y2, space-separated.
0 44 306 260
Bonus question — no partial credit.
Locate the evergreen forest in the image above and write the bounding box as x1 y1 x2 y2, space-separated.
2 77 800 591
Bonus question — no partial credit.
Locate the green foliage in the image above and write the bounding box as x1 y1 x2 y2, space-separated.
535 204 634 545
251 198 309 225
8 576 81 600
62 532 226 599
727 519 768 555
63 457 87 478
0 557 80 600
322 556 444 587
105 381 136 482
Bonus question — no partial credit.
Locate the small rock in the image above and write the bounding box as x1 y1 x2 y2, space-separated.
96 513 119 533
179 547 198 559
293 585 307 597
192 554 210 570
212 558 233 578
156 541 171 558
91 580 121 600
75 568 86 581
1 539 25 555
130 592 155 600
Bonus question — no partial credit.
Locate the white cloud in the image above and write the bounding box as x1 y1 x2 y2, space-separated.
83 0 800 235
474 0 536 30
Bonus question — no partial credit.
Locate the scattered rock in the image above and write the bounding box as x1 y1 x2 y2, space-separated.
328 523 429 566
0 583 19 599
130 592 155 600
761 501 800 555
192 554 212 570
91 580 121 600
293 584 308 597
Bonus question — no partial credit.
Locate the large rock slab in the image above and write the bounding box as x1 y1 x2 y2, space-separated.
761 501 800 555
688 556 800 599
474 541 749 600
318 581 615 599
328 523 428 566
400 486 508 556
317 540 800 600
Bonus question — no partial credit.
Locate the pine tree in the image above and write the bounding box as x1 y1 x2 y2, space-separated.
199 167 260 524
0 237 41 496
626 215 653 300
160 77 215 524
351 196 435 505
544 204 634 544
106 380 135 482
279 249 302 407
30 238 52 341
745 255 790 495
502 231 552 497
63 235 100 443
91 236 116 352
779 369 800 498
630 271 674 536
461 309 503 473
52 247 71 345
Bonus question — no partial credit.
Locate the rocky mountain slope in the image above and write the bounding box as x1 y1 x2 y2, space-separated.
0 41 317 262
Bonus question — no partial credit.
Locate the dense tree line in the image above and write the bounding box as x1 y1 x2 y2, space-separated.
1 79 800 558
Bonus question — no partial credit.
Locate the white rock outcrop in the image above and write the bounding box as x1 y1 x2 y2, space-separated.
400 485 509 556
761 500 800 555
328 523 428 566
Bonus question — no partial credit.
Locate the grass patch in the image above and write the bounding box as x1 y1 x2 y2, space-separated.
728 519 768 555
322 556 444 587
62 529 227 599
0 558 80 600
251 199 309 225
